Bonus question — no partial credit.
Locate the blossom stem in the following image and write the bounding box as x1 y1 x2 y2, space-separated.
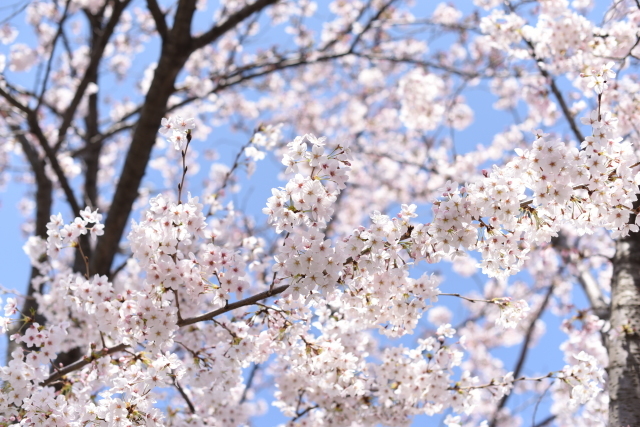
177 130 192 204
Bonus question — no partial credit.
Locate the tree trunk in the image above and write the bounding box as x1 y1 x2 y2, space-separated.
608 229 640 426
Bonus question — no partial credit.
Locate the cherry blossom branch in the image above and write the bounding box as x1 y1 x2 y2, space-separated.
219 10 261 75
440 293 493 304
347 0 399 55
40 285 289 387
318 0 373 52
532 381 555 427
190 0 279 51
165 50 355 114
92 0 284 279
42 343 128 386
0 1 29 25
84 120 137 147
0 86 32 115
352 52 484 79
209 137 253 207
177 284 289 327
453 372 554 393
290 404 319 423
505 0 585 143
0 80 60 115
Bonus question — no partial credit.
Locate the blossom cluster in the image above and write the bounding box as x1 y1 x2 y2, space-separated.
338 210 442 336
44 207 104 259
410 99 639 278
2 106 615 426
264 134 351 232
159 116 196 151
559 351 606 406
4 0 638 425
494 297 531 329
580 62 617 94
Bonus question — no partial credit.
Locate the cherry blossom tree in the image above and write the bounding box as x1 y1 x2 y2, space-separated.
0 0 639 426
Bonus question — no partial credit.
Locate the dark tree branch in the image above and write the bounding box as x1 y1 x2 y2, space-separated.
0 86 30 114
170 0 197 44
60 27 77 78
346 0 398 54
146 0 168 40
90 1 200 279
81 8 106 211
0 87 83 215
42 343 128 386
26 110 82 216
503 0 584 143
240 363 260 404
190 0 280 51
38 284 288 385
290 404 319 423
532 414 556 427
90 0 285 278
178 284 289 327
538 63 586 143
54 0 133 152
173 378 196 413
36 0 72 110
7 124 52 243
318 0 373 53
89 41 192 278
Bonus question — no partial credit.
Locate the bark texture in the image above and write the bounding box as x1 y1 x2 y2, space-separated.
608 229 640 426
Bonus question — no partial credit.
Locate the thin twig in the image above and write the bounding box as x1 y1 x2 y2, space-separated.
240 363 260 404
173 378 196 413
440 292 492 304
75 240 91 278
177 130 192 204
488 284 555 427
290 404 319 423
532 381 554 427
